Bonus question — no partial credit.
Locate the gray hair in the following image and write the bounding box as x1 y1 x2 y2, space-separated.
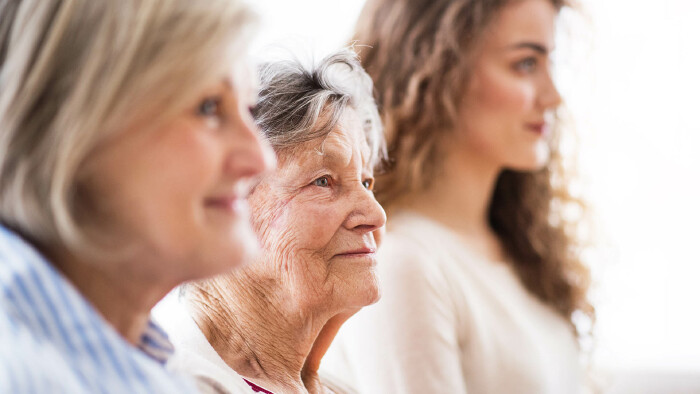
252 49 386 167
0 0 255 250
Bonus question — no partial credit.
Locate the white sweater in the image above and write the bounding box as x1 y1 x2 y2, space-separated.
156 296 267 394
322 212 585 394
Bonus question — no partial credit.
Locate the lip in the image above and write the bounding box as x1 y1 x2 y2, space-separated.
203 196 247 214
525 122 550 136
334 247 377 258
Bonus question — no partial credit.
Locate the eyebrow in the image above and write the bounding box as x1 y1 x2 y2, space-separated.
320 149 348 167
509 42 550 54
220 77 257 104
319 150 375 176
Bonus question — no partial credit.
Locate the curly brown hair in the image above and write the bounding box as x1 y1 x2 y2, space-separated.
353 0 594 335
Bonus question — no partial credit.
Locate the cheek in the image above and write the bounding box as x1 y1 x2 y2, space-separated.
300 201 344 247
459 69 538 157
134 127 221 231
85 124 223 255
470 69 535 120
263 196 344 255
157 124 222 188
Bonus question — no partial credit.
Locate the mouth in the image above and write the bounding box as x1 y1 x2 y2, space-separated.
334 247 377 258
525 122 550 136
203 196 247 214
204 181 255 215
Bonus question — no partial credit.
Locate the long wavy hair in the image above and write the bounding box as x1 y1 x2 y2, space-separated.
353 0 594 336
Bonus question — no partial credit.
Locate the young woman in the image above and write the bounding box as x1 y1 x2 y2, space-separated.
324 0 593 393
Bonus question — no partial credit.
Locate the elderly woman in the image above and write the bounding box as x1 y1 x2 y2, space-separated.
161 50 386 394
0 0 273 392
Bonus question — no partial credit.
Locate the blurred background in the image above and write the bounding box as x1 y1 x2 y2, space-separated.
247 0 700 392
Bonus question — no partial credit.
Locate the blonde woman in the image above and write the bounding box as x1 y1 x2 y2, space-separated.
325 0 594 393
0 0 273 392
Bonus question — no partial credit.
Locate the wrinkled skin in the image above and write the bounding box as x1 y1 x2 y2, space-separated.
250 110 385 315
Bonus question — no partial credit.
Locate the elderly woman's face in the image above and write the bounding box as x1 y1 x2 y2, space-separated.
250 110 386 312
80 64 275 282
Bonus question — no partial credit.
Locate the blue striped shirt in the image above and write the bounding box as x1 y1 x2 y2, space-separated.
0 225 199 393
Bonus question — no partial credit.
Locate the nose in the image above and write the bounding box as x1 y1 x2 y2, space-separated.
539 71 562 110
223 114 276 181
345 187 387 235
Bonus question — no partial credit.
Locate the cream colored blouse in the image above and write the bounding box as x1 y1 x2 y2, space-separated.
322 212 585 394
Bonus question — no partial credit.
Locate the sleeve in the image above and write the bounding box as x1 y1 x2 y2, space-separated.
336 239 468 394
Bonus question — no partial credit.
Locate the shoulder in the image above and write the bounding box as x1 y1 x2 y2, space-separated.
376 213 458 289
0 228 82 389
0 313 87 392
370 212 477 324
169 347 253 393
158 296 255 394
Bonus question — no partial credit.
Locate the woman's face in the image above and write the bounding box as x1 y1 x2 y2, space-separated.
249 110 386 314
80 63 275 282
457 0 562 171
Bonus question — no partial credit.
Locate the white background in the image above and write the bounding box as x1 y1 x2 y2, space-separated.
567 0 700 375
248 0 700 375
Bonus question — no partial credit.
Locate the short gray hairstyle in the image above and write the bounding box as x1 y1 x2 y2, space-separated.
252 49 386 167
0 0 255 250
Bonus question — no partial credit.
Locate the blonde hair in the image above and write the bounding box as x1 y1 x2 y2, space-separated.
354 0 594 335
0 0 255 250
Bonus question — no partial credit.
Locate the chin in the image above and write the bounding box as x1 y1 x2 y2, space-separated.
365 285 381 306
509 161 547 172
352 274 381 307
506 150 550 171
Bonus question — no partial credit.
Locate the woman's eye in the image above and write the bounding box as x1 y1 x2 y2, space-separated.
197 97 222 117
362 178 374 190
313 176 331 187
515 57 537 73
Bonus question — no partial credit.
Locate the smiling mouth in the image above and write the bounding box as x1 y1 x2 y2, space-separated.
204 197 247 214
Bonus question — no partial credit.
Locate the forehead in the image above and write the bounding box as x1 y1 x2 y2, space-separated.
485 0 557 47
223 58 256 98
278 109 371 169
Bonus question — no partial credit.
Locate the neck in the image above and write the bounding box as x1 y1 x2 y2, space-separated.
191 272 341 394
397 142 506 261
50 247 173 345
